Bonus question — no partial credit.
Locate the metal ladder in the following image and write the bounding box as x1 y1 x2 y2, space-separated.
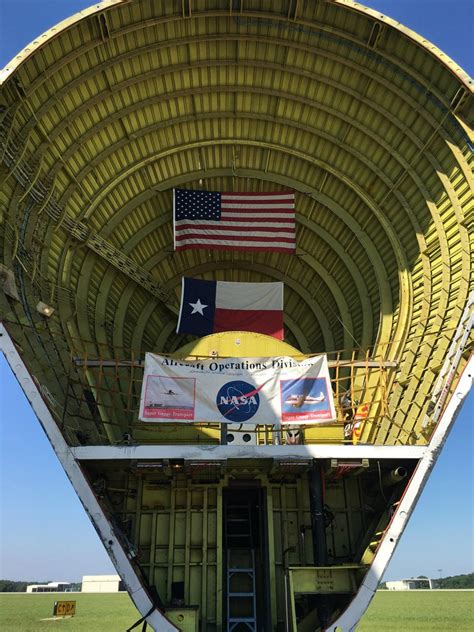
421 290 474 430
225 502 257 632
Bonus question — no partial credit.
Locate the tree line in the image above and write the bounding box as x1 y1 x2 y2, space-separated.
2 573 473 593
437 573 474 589
380 572 474 589
0 580 82 592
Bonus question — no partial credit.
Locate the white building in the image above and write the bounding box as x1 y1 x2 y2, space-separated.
81 575 124 593
26 581 70 593
386 578 434 590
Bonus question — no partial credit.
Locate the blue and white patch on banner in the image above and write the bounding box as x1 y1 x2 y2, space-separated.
177 278 216 336
216 380 261 422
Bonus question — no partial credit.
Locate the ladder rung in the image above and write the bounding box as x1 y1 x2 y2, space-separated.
227 537 252 540
229 592 255 597
229 568 254 573
229 618 256 622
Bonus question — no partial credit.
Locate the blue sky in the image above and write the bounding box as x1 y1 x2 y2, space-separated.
0 1 473 582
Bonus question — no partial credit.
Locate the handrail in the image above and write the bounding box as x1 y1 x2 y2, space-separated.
421 291 474 432
61 353 395 446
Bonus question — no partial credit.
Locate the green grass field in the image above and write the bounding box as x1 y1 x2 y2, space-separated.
0 590 473 631
358 591 474 631
0 593 137 631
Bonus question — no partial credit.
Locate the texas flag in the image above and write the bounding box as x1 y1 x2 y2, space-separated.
176 277 284 339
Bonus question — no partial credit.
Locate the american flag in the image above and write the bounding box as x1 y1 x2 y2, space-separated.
173 188 296 253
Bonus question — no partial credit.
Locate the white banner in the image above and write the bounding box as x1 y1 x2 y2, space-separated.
139 354 336 425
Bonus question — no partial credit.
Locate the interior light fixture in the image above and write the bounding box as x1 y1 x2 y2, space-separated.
36 301 55 317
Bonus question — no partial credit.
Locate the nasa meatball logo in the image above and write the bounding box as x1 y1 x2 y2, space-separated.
216 380 261 422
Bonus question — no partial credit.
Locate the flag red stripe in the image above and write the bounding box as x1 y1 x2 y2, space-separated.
221 203 294 209
213 308 284 339
175 224 295 234
221 206 294 213
176 244 295 253
175 234 295 243
217 216 295 223
221 192 294 197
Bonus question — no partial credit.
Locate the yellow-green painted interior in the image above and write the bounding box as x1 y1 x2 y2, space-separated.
0 0 472 447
